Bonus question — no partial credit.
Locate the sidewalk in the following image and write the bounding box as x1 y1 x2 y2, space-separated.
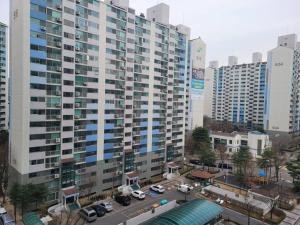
280 204 300 225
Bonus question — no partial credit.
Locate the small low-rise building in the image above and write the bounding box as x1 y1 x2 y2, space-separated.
210 131 271 158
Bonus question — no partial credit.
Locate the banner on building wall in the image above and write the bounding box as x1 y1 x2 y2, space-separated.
191 68 205 96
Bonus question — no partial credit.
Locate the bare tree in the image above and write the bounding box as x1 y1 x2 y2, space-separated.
215 144 228 171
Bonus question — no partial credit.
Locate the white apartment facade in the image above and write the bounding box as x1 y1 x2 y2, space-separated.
210 131 271 158
10 0 190 204
212 55 267 129
265 34 300 133
0 22 8 130
185 37 206 131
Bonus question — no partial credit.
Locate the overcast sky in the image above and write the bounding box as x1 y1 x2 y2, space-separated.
1 0 299 66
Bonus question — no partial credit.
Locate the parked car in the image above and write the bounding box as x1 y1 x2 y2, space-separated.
150 185 165 193
0 205 7 217
0 214 15 225
90 204 106 217
132 190 146 200
79 207 97 223
98 201 113 212
115 194 131 206
189 159 201 165
218 163 232 170
177 184 193 193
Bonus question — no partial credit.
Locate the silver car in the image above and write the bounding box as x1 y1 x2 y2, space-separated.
79 207 97 223
99 202 113 212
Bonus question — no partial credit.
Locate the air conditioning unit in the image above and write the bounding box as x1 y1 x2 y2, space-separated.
75 70 80 74
56 67 62 72
75 34 80 40
75 24 80 28
56 17 62 23
74 126 79 130
120 66 125 70
75 58 80 63
76 11 80 16
55 42 62 48
54 162 59 167
121 56 126 61
74 137 79 142
56 115 61 119
83 82 87 86
75 46 80 51
75 180 80 185
40 26 46 31
56 103 61 108
55 91 61 96
75 92 81 97
76 0 81 3
54 174 60 179
56 5 62 10
55 138 61 143
75 103 80 108
74 115 80 119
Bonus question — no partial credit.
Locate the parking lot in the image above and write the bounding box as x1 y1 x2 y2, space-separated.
91 179 191 225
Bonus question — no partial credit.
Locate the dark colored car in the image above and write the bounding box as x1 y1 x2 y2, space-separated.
189 159 201 165
115 194 131 206
90 205 106 217
218 163 233 170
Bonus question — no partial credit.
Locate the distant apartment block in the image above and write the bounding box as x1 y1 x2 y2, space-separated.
0 22 8 130
10 0 192 204
211 55 267 129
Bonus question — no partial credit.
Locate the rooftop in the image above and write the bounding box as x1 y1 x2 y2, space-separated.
145 199 223 225
191 170 214 179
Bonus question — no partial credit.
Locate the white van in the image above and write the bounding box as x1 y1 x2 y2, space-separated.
177 184 193 193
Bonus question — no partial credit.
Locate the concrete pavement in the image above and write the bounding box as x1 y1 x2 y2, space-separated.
280 205 300 225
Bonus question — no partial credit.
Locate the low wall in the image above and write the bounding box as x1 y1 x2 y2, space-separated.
118 200 178 225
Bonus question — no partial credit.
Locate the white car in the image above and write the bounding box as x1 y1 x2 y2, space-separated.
177 184 193 193
131 190 146 200
98 201 113 212
150 185 165 193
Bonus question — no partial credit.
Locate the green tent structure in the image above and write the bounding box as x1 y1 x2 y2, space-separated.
145 199 223 225
23 212 44 225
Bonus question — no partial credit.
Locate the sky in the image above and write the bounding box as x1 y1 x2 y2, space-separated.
1 0 300 66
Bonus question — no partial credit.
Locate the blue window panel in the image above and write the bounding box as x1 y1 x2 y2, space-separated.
140 139 147 145
86 124 97 131
85 155 97 163
153 105 160 110
30 63 46 72
152 121 160 126
104 153 113 160
140 130 147 136
140 147 147 153
86 134 97 142
152 146 159 151
104 123 114 129
30 11 47 20
104 143 113 150
87 114 98 120
141 121 148 127
30 37 46 46
86 145 97 152
153 113 160 118
104 133 113 140
104 114 114 120
30 23 44 33
30 76 46 84
87 103 98 109
31 0 46 7
152 129 160 135
30 50 46 59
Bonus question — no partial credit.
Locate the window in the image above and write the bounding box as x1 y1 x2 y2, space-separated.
64 44 74 51
64 32 74 39
64 56 74 62
62 138 73 143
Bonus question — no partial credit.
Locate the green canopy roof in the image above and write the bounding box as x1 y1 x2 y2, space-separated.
145 199 223 225
23 212 44 225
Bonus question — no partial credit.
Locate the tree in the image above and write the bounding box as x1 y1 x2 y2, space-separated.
31 184 49 209
215 144 228 171
286 154 300 191
201 149 216 172
9 183 21 221
232 147 252 182
192 127 210 144
0 130 9 203
257 149 274 181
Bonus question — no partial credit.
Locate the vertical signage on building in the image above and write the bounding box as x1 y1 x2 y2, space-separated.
191 45 205 96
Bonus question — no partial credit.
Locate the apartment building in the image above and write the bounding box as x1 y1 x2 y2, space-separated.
10 0 190 204
265 34 300 133
0 22 8 130
185 37 206 131
212 54 267 129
